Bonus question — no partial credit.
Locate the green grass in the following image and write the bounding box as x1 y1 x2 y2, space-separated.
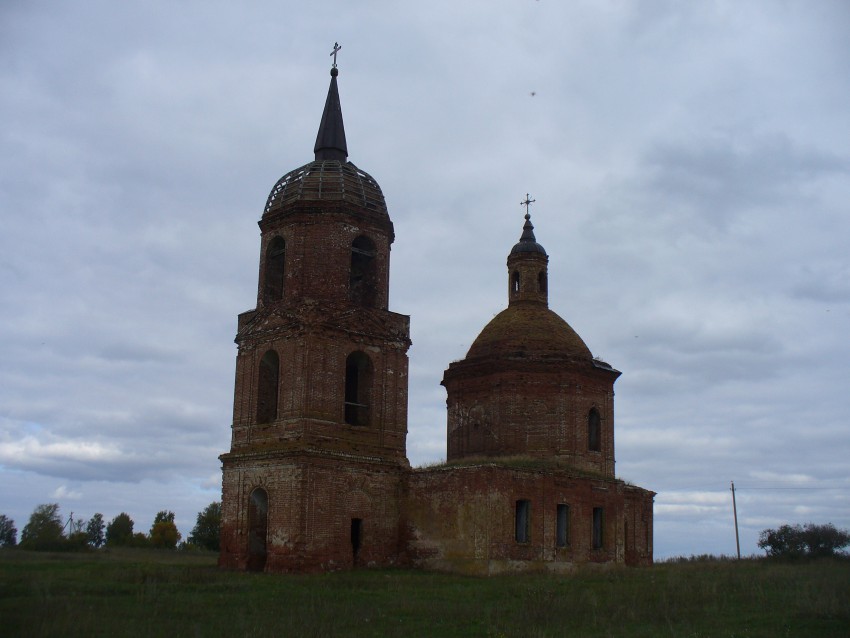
1 549 848 637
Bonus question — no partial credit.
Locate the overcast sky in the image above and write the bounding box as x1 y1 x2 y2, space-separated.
1 1 848 558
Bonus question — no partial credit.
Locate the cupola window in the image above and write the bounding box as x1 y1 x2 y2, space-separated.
511 270 520 295
538 270 547 294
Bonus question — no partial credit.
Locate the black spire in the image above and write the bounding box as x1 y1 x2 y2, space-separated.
511 195 547 255
520 213 537 243
313 49 348 162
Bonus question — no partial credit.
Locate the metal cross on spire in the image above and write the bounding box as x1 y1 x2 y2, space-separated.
330 42 342 68
520 193 536 216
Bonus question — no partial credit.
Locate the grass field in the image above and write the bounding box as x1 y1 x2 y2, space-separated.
1 549 848 637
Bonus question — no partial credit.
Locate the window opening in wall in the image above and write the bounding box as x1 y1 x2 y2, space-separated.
263 237 285 303
515 499 531 543
349 236 377 306
592 507 604 550
538 270 547 294
588 407 601 452
556 504 570 548
350 518 363 564
256 350 280 424
511 270 520 294
344 351 373 426
247 488 268 571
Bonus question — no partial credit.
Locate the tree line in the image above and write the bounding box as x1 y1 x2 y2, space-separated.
2 509 847 558
0 502 220 552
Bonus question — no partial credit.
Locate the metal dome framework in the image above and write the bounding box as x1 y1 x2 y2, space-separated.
264 160 387 216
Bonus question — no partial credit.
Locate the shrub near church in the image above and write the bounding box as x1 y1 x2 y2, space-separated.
758 523 850 558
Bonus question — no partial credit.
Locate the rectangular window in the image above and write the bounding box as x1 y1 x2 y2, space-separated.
592 507 604 549
515 499 530 543
556 504 570 547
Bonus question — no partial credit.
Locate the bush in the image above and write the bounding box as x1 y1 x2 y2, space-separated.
150 521 181 549
128 532 150 548
758 523 850 558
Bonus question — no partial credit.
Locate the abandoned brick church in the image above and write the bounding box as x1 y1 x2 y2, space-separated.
219 60 654 574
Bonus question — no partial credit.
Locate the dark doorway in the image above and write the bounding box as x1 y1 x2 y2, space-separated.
350 518 363 565
247 488 268 571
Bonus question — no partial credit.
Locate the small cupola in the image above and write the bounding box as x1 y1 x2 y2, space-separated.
507 200 549 306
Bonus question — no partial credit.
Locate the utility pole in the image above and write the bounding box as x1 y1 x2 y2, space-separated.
731 481 741 559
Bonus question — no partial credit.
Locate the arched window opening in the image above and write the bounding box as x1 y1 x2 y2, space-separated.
515 499 531 543
263 237 286 304
256 350 279 424
538 270 547 294
556 504 570 548
588 407 601 452
511 270 520 294
247 488 268 571
592 507 604 550
349 236 377 307
344 351 373 426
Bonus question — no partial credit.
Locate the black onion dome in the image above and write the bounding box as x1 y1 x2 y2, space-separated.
263 160 388 218
510 213 547 255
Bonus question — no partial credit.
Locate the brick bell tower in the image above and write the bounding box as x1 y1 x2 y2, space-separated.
219 51 411 572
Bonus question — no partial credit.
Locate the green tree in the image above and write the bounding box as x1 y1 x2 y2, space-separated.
150 521 181 548
758 522 850 558
0 514 17 547
20 503 64 550
106 512 134 546
801 523 850 557
188 502 221 551
152 510 176 526
86 513 105 548
148 510 181 549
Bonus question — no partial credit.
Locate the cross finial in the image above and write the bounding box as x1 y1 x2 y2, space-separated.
330 42 342 68
521 193 536 216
